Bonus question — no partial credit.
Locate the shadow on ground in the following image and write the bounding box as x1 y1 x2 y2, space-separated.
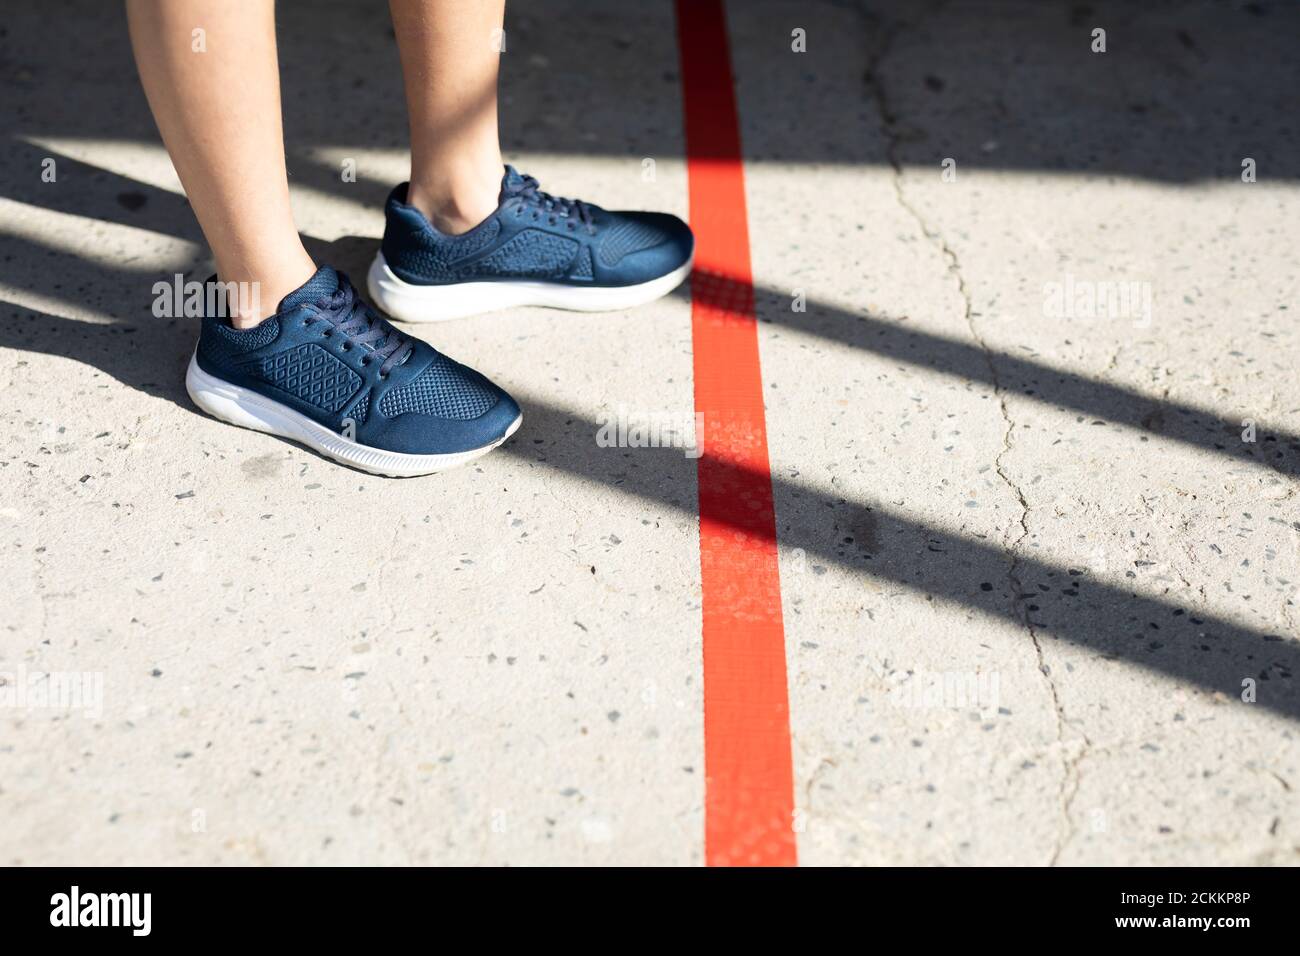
3 1 1298 178
1 0 1297 719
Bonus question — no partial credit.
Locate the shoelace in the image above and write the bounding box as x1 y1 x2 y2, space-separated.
304 277 413 377
510 173 595 233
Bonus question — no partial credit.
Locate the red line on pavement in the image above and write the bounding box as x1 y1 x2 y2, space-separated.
675 0 797 867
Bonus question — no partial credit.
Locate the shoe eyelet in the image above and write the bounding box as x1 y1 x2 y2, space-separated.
342 342 351 351
567 222 575 230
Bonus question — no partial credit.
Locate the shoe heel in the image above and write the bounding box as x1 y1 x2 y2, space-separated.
367 252 516 323
185 353 280 436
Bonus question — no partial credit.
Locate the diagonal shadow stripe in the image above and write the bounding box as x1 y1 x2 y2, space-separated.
0 139 202 245
504 394 1299 721
669 273 1300 479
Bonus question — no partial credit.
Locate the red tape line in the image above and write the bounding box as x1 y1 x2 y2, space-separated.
675 0 797 867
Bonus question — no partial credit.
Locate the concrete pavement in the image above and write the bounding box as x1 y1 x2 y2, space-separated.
1 0 1297 865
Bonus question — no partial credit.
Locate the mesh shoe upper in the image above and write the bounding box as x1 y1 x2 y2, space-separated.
378 352 499 420
193 267 520 455
380 166 694 289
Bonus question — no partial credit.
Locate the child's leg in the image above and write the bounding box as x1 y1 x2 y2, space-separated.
373 0 692 323
126 0 315 327
389 0 507 235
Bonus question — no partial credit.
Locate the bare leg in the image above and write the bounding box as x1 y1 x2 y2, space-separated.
389 0 506 235
126 0 315 327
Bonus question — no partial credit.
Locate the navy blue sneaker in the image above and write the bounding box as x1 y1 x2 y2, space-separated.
368 165 694 321
185 267 522 477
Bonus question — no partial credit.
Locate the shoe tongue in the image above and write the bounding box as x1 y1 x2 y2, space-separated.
278 266 341 313
498 164 526 203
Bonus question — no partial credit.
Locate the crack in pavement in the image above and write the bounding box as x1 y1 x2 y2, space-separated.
858 0 1088 865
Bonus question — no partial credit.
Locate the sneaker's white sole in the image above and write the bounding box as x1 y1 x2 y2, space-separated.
185 353 521 478
366 251 694 322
